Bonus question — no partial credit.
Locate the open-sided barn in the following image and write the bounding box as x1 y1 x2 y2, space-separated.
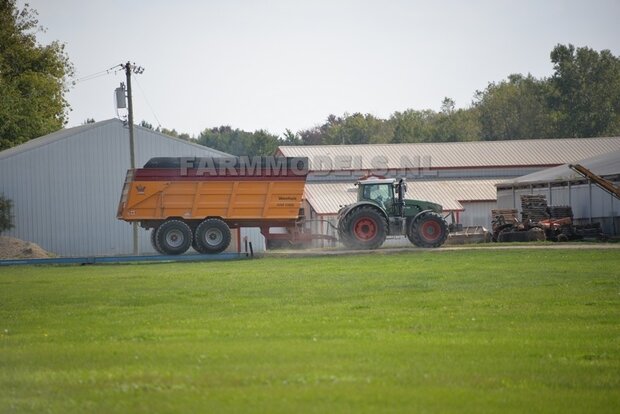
497 150 620 235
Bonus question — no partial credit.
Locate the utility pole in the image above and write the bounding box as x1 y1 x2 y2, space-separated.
121 61 144 255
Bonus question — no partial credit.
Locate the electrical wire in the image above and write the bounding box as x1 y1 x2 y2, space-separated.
72 64 121 85
133 75 162 130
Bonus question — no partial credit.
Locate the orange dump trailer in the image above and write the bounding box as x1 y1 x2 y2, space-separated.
117 157 314 254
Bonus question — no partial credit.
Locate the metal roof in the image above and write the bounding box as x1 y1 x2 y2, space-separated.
278 137 620 171
0 119 229 160
357 178 397 185
305 179 503 214
498 149 620 187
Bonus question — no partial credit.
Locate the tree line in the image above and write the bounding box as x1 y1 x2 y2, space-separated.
161 44 620 156
1 1 619 155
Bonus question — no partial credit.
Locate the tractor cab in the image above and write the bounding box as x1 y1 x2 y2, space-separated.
356 177 407 216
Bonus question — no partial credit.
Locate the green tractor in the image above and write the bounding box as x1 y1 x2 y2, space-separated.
337 177 448 249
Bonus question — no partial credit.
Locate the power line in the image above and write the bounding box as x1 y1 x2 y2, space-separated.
133 75 163 129
72 64 121 85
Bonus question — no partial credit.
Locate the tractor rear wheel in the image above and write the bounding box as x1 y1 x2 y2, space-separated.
155 219 193 255
194 218 231 254
339 206 387 250
408 212 448 248
337 220 354 249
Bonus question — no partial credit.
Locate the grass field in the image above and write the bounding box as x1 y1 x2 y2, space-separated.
1 249 619 413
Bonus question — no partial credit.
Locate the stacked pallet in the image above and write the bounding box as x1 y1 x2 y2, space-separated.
491 209 518 227
548 205 574 219
521 195 549 222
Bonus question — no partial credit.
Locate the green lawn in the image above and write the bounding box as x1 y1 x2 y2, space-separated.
1 249 619 413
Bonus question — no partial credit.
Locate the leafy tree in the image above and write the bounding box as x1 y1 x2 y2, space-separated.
0 0 74 150
159 127 179 137
474 74 553 140
157 126 190 141
441 97 456 115
433 104 481 142
139 120 153 129
549 44 620 137
298 126 324 145
0 194 14 235
389 100 481 143
282 129 301 145
248 130 279 156
296 113 393 146
296 115 339 146
389 109 437 143
196 126 280 156
154 44 620 150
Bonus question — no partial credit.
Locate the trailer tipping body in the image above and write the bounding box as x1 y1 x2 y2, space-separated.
117 157 310 254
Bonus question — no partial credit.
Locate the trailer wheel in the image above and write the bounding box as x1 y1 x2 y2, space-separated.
192 239 208 254
339 206 387 250
408 212 448 248
150 228 166 254
155 219 192 255
195 218 231 254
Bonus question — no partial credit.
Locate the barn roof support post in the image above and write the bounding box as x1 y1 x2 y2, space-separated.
588 180 593 224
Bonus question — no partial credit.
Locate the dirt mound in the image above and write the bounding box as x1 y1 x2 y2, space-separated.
0 236 55 259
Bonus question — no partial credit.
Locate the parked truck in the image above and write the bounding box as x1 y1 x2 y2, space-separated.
117 157 449 254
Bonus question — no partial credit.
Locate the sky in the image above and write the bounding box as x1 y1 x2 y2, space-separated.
20 0 620 137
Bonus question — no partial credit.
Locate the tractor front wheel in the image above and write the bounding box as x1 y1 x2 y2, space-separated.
408 212 448 248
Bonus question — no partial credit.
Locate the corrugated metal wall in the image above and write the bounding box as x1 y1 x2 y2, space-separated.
239 228 266 253
0 119 264 256
460 201 497 229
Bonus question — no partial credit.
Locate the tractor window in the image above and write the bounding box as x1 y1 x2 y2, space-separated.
363 184 392 205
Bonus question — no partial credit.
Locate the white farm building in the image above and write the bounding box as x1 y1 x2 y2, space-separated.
277 137 620 243
0 119 264 257
3 123 619 256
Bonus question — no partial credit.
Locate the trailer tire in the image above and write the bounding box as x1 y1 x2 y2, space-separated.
195 218 231 254
339 206 387 250
155 219 192 255
151 228 166 254
408 212 448 248
192 239 207 254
